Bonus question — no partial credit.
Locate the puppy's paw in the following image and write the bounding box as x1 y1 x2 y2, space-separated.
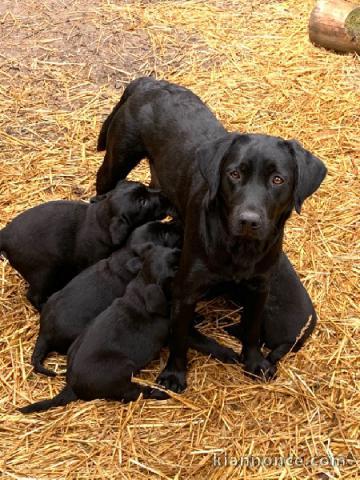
156 369 187 393
244 357 277 381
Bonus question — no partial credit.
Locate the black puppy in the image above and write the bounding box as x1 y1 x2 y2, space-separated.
31 216 242 376
31 220 183 376
0 180 170 309
96 77 327 391
222 253 317 363
19 245 183 413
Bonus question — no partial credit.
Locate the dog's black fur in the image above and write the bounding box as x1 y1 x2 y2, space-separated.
31 220 183 376
0 180 170 309
20 245 218 413
95 77 327 391
31 219 242 377
20 245 179 413
218 252 317 363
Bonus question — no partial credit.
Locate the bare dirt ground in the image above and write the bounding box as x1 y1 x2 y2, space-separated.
0 1 359 479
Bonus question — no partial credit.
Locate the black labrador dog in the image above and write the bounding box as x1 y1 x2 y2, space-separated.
95 77 327 391
20 245 203 413
31 220 183 376
0 180 170 309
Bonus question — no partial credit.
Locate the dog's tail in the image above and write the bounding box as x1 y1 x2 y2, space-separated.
97 76 155 152
31 335 57 377
19 385 77 414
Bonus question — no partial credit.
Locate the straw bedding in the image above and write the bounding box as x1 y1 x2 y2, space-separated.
0 1 359 478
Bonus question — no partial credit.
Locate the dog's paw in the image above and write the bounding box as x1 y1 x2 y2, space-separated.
149 389 170 400
244 357 277 381
143 387 169 401
156 369 187 393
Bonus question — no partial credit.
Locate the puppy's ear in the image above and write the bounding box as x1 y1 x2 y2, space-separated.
144 284 168 316
287 140 327 214
125 257 143 274
197 133 244 204
109 218 130 246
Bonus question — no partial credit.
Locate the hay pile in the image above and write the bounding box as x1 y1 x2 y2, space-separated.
0 0 359 478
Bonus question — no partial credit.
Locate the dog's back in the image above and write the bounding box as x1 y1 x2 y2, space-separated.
0 201 87 279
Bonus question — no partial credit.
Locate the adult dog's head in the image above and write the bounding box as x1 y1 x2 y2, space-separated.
198 133 327 241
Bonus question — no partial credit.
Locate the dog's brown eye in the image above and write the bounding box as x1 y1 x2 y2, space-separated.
229 170 241 180
272 175 284 185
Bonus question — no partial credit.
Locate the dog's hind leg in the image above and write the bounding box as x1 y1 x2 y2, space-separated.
188 326 242 364
19 385 77 414
96 111 147 194
96 146 146 195
31 335 57 377
97 77 154 152
27 265 75 311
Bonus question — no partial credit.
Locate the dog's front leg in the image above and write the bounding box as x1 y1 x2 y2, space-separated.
238 277 276 380
157 294 195 393
157 224 208 393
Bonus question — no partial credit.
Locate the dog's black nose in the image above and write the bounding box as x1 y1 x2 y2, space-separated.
239 212 261 230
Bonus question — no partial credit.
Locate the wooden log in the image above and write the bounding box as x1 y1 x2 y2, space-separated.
309 0 360 53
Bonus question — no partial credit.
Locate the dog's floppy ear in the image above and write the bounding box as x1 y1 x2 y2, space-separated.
144 284 168 316
197 133 244 205
109 218 130 246
287 140 327 214
125 257 143 274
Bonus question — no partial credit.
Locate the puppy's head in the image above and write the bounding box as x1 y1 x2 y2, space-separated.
136 244 180 288
198 133 327 240
105 181 173 246
134 244 180 316
127 220 183 250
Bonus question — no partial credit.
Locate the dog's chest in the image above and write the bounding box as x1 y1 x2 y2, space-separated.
207 253 257 282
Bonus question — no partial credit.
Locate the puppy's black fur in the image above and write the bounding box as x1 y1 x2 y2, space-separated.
96 77 327 391
31 220 183 376
221 253 317 363
20 246 186 413
0 180 170 309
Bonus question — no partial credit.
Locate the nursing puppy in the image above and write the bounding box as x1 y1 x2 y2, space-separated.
95 77 327 391
19 245 182 413
31 220 183 376
223 253 317 363
0 180 170 309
